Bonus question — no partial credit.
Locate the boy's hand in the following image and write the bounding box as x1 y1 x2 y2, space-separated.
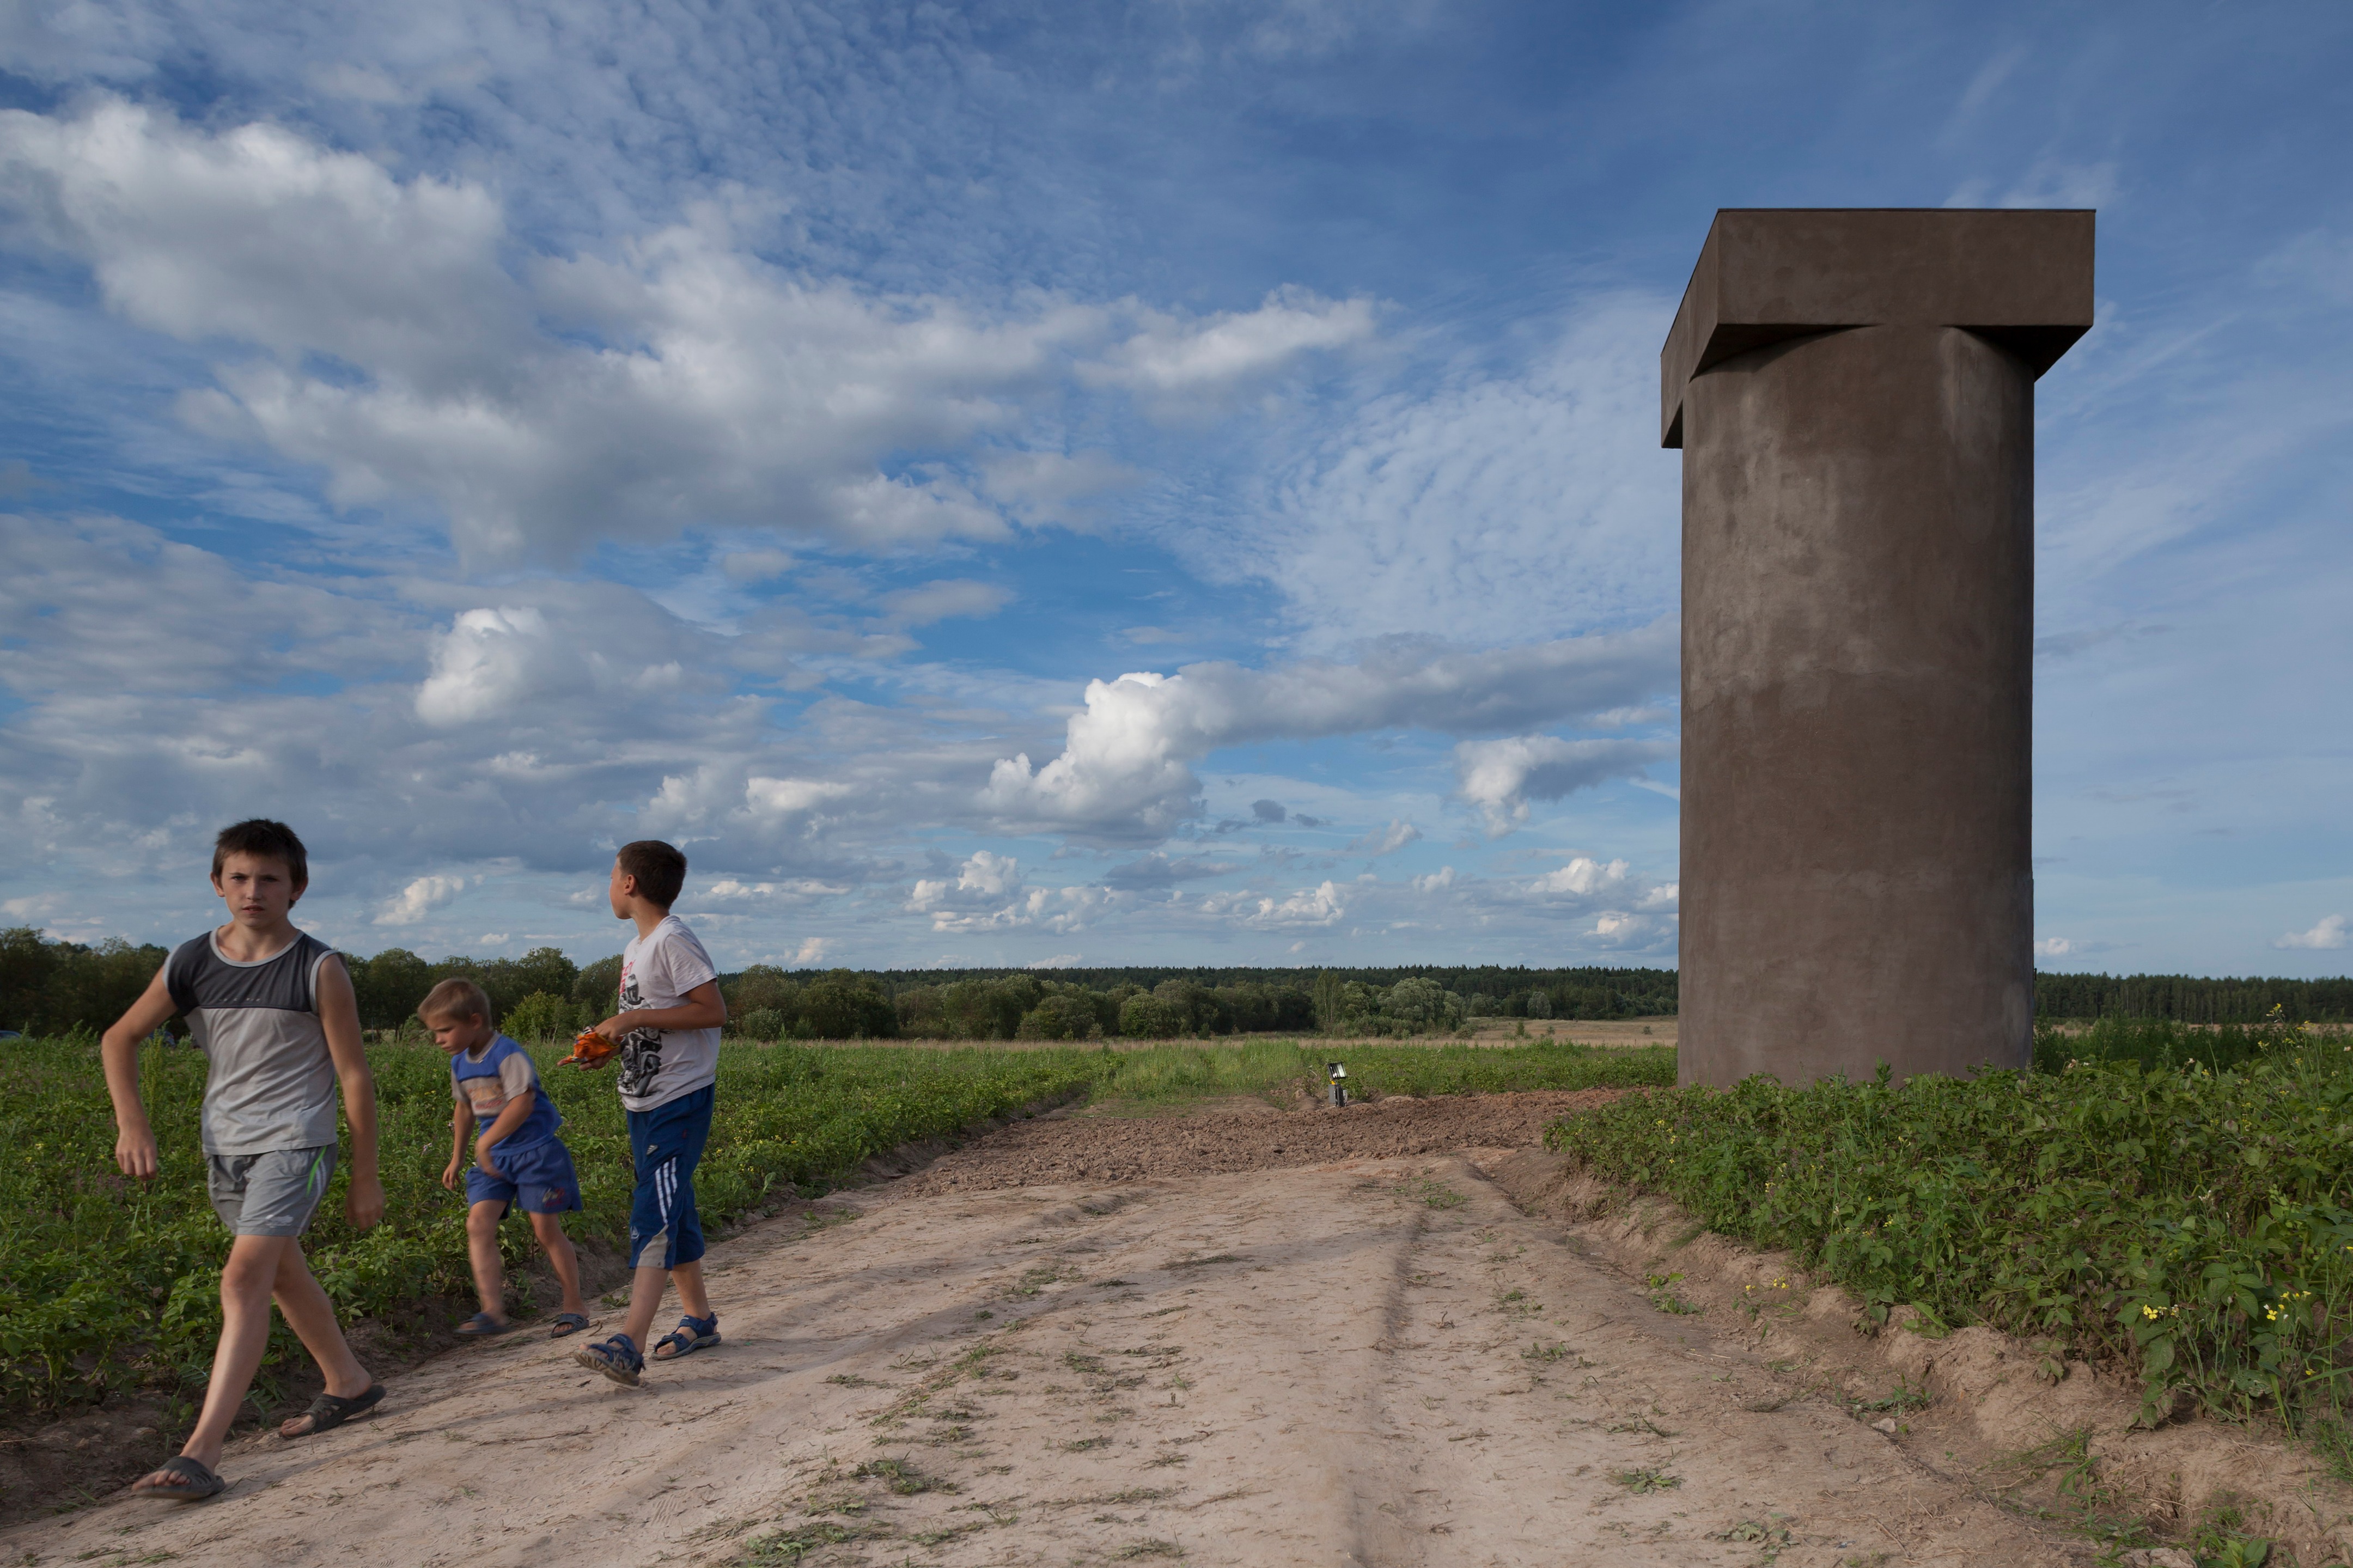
560 1026 618 1070
474 1136 503 1179
345 1172 386 1231
114 1124 160 1180
441 1159 461 1192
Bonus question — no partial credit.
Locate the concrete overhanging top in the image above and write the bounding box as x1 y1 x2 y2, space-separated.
1660 208 2095 448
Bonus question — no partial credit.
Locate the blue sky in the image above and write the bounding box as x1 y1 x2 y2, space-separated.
0 1 2346 976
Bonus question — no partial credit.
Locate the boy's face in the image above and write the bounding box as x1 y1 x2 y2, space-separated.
212 851 302 927
608 859 634 919
427 1011 494 1056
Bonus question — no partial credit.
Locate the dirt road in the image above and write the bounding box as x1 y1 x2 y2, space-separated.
14 1096 2078 1567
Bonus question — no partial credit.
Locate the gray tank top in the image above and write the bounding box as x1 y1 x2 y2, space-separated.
167 929 342 1155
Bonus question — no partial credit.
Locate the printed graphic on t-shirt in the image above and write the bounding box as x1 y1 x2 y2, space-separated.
616 968 663 1101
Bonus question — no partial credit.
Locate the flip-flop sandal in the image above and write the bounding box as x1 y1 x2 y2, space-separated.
132 1454 225 1502
651 1314 721 1360
455 1311 516 1338
279 1383 385 1439
575 1333 644 1387
547 1311 590 1339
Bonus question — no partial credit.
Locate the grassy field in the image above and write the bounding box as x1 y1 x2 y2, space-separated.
0 1034 1669 1414
1550 1015 2353 1455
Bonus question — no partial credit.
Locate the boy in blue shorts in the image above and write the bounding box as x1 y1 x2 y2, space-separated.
425 979 590 1340
571 839 728 1386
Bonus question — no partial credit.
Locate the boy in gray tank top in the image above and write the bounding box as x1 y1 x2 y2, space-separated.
100 820 388 1502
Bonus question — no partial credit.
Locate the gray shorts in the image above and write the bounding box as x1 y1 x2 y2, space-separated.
206 1145 337 1237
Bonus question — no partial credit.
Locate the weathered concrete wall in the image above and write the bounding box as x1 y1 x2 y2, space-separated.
1664 210 2093 1088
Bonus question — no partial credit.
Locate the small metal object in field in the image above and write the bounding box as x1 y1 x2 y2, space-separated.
1327 1061 1348 1108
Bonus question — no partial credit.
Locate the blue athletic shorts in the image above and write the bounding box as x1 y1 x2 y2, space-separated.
465 1136 583 1216
626 1085 712 1270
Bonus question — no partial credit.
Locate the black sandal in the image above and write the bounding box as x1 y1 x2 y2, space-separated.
131 1454 226 1502
280 1382 385 1439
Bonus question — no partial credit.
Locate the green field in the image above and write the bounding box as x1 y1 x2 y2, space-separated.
0 1034 1669 1414
1550 1014 2353 1454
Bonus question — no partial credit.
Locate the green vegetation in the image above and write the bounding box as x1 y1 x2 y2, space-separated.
0 1034 1664 1414
1548 1017 2353 1443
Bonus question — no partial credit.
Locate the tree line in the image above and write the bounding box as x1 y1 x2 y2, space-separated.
2030 972 2353 1023
13 925 2343 1038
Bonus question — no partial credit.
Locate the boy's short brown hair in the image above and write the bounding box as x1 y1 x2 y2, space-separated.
212 819 308 887
615 839 687 908
419 978 493 1026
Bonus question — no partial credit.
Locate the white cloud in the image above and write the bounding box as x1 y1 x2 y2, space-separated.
414 602 714 725
1026 953 1083 969
721 550 795 584
877 579 1011 627
904 851 1124 935
1454 734 1678 834
1348 819 1422 856
2276 915 2349 951
1525 857 1631 898
1194 880 1349 930
1083 286 1376 416
979 622 1673 839
792 937 832 966
375 873 472 925
0 98 1384 566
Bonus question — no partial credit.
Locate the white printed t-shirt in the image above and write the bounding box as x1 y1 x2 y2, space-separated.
615 914 721 1113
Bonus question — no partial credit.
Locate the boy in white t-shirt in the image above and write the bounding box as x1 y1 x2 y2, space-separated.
570 839 729 1386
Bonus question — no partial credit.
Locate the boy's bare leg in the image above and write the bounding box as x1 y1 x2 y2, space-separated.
528 1212 587 1317
620 1258 710 1350
466 1201 508 1321
672 1258 711 1320
271 1242 374 1436
144 1234 287 1476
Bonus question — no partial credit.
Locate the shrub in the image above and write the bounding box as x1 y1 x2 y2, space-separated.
503 991 575 1042
1119 993 1185 1039
735 1007 785 1043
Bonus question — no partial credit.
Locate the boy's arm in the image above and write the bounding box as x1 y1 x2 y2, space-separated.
316 956 385 1231
473 1089 537 1170
445 1096 472 1188
593 978 726 1040
100 964 180 1179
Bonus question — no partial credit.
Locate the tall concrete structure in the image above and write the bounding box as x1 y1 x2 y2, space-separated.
1663 209 2094 1088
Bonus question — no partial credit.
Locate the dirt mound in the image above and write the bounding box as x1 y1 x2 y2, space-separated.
895 1088 1627 1194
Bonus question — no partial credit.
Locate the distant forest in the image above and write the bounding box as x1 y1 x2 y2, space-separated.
4 925 2349 1037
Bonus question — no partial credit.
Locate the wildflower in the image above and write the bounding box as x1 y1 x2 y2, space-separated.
2141 1305 2161 1320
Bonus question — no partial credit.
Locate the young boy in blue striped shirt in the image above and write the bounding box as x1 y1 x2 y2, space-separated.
425 979 590 1340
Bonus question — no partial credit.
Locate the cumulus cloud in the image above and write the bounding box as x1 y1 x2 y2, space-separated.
1348 819 1421 856
877 579 1011 627
1082 286 1376 416
1193 880 1349 930
979 621 1674 839
375 873 472 925
0 97 1377 564
1455 734 1678 833
414 601 712 725
2276 915 2349 951
906 851 1126 935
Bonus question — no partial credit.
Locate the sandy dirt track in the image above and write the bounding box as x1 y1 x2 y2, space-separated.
11 1096 2080 1567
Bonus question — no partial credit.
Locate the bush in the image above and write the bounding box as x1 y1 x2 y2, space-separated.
735 1007 785 1043
1119 993 1185 1039
797 971 895 1039
503 991 575 1042
1018 991 1102 1041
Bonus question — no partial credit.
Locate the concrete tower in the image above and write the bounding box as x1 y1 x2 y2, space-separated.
1663 209 2094 1088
